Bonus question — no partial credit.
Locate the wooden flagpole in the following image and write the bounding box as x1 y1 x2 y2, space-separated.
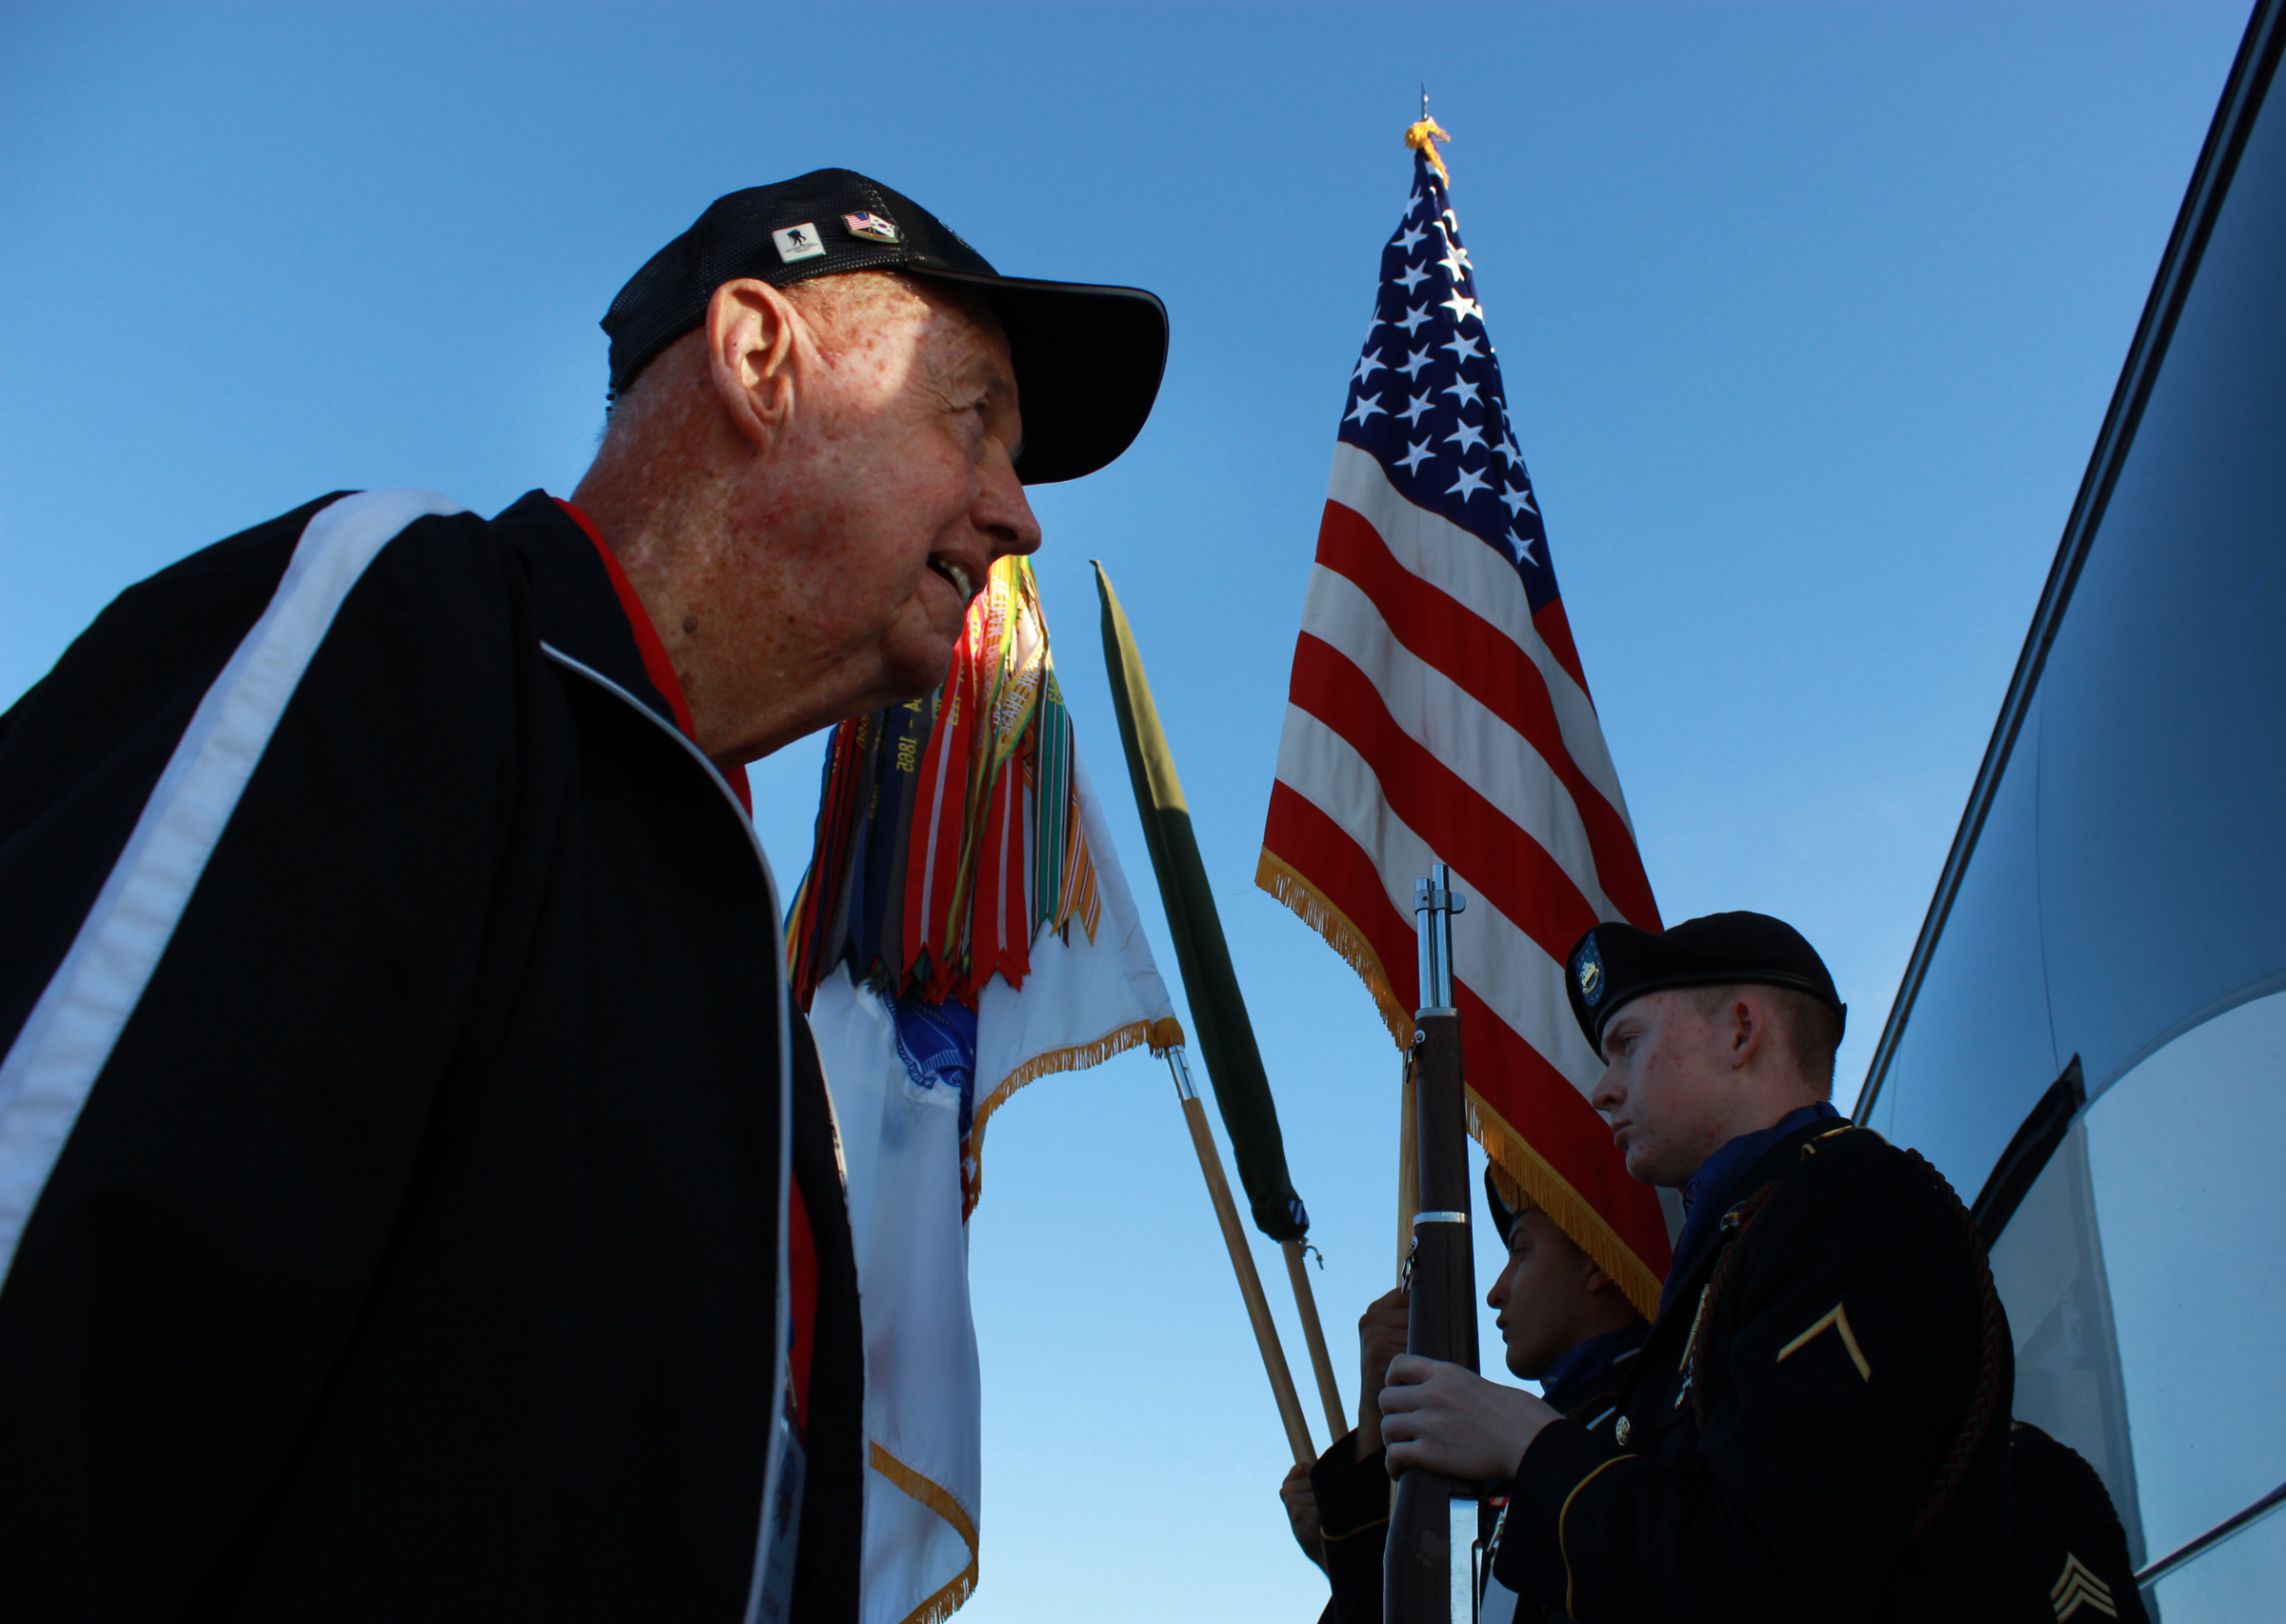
1096 563 1342 1460
1394 1053 1420 1284
1168 1049 1315 1468
1282 1238 1348 1441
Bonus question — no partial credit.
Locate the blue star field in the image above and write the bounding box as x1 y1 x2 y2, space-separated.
1337 151 1561 615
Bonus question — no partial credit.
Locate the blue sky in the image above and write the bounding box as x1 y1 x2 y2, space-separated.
0 3 2254 1618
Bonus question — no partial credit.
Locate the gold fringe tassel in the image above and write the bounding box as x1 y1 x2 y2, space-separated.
1469 1093 1664 1320
1254 850 1413 1049
964 1017 1169 1215
869 1442 979 1624
1255 851 1665 1317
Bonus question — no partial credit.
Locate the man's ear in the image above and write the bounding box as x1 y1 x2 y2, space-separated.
1581 1255 1615 1295
706 278 802 451
1724 994 1772 1073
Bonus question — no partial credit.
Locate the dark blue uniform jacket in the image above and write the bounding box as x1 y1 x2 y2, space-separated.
1307 1321 1648 1624
1496 1119 2023 1622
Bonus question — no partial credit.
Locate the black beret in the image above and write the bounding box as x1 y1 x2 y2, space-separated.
600 168 1168 486
1564 912 1845 1054
1483 1163 1523 1247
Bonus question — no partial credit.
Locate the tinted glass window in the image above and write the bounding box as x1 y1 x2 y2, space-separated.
2035 81 2286 1095
1876 721 2056 1194
1987 1118 2142 1564
2084 988 2286 1564
2146 1499 2286 1621
1867 37 2286 1620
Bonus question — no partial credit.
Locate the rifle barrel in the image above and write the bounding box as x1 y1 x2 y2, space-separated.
1386 865 1479 1624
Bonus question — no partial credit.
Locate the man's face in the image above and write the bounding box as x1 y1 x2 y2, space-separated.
760 279 1040 712
1588 989 1741 1187
1486 1210 1595 1381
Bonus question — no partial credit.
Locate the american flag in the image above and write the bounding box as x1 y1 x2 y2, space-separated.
1256 131 1674 1313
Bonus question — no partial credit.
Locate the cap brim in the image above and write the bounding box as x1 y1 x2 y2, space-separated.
913 271 1168 485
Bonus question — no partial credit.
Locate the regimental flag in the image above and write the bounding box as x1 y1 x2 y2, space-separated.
791 555 1181 1624
1256 127 1674 1315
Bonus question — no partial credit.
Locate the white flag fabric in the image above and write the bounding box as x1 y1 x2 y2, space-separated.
811 750 1180 1624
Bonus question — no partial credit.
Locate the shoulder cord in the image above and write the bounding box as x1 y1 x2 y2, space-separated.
1685 1124 1859 1417
1679 1141 2007 1544
1900 1146 2008 1542
1684 1179 1779 1430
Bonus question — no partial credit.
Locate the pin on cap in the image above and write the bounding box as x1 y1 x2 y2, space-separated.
1563 912 1846 1053
772 223 827 264
601 168 1169 485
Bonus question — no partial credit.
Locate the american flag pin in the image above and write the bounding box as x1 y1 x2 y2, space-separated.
772 223 827 264
842 211 901 245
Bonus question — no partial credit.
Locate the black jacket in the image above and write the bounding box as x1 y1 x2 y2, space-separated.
0 491 862 1621
1495 1121 2023 1622
1308 1322 1648 1624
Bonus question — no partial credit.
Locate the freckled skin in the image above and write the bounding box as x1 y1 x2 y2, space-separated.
572 271 1039 766
1588 989 1825 1188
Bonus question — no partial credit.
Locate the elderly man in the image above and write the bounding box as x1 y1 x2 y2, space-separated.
1282 1166 1648 1623
0 170 1164 1622
1376 912 2020 1620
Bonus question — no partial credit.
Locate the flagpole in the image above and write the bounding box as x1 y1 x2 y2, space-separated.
1096 561 1343 1459
1394 1054 1419 1285
1167 1049 1316 1469
1281 1239 1348 1441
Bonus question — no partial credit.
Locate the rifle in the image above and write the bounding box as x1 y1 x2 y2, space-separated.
1385 865 1481 1623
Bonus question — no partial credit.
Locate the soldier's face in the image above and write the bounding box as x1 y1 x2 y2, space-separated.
1486 1209 1599 1380
1589 990 1742 1187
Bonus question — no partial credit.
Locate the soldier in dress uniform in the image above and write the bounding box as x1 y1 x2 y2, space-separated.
1374 912 2027 1620
1282 1165 1649 1623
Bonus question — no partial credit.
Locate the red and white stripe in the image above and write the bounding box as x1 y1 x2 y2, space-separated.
1262 443 1673 1300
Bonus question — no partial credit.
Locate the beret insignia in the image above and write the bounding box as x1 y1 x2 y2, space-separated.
1575 936 1605 1006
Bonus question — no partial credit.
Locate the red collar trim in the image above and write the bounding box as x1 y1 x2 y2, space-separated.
554 498 752 816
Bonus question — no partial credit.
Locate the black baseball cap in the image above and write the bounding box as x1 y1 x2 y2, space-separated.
600 169 1168 486
1564 912 1846 1054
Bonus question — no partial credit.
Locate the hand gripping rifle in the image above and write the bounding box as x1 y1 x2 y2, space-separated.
1386 864 1481 1624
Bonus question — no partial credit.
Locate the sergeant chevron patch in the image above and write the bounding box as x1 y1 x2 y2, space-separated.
1775 1302 1872 1382
2051 1553 2117 1619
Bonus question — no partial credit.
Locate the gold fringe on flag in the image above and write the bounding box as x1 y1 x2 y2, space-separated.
868 1442 979 1624
1255 850 1664 1318
1469 1092 1663 1320
961 1015 1187 1216
1254 849 1414 1049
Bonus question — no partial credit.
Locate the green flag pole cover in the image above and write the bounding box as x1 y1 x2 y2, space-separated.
1094 562 1310 1242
